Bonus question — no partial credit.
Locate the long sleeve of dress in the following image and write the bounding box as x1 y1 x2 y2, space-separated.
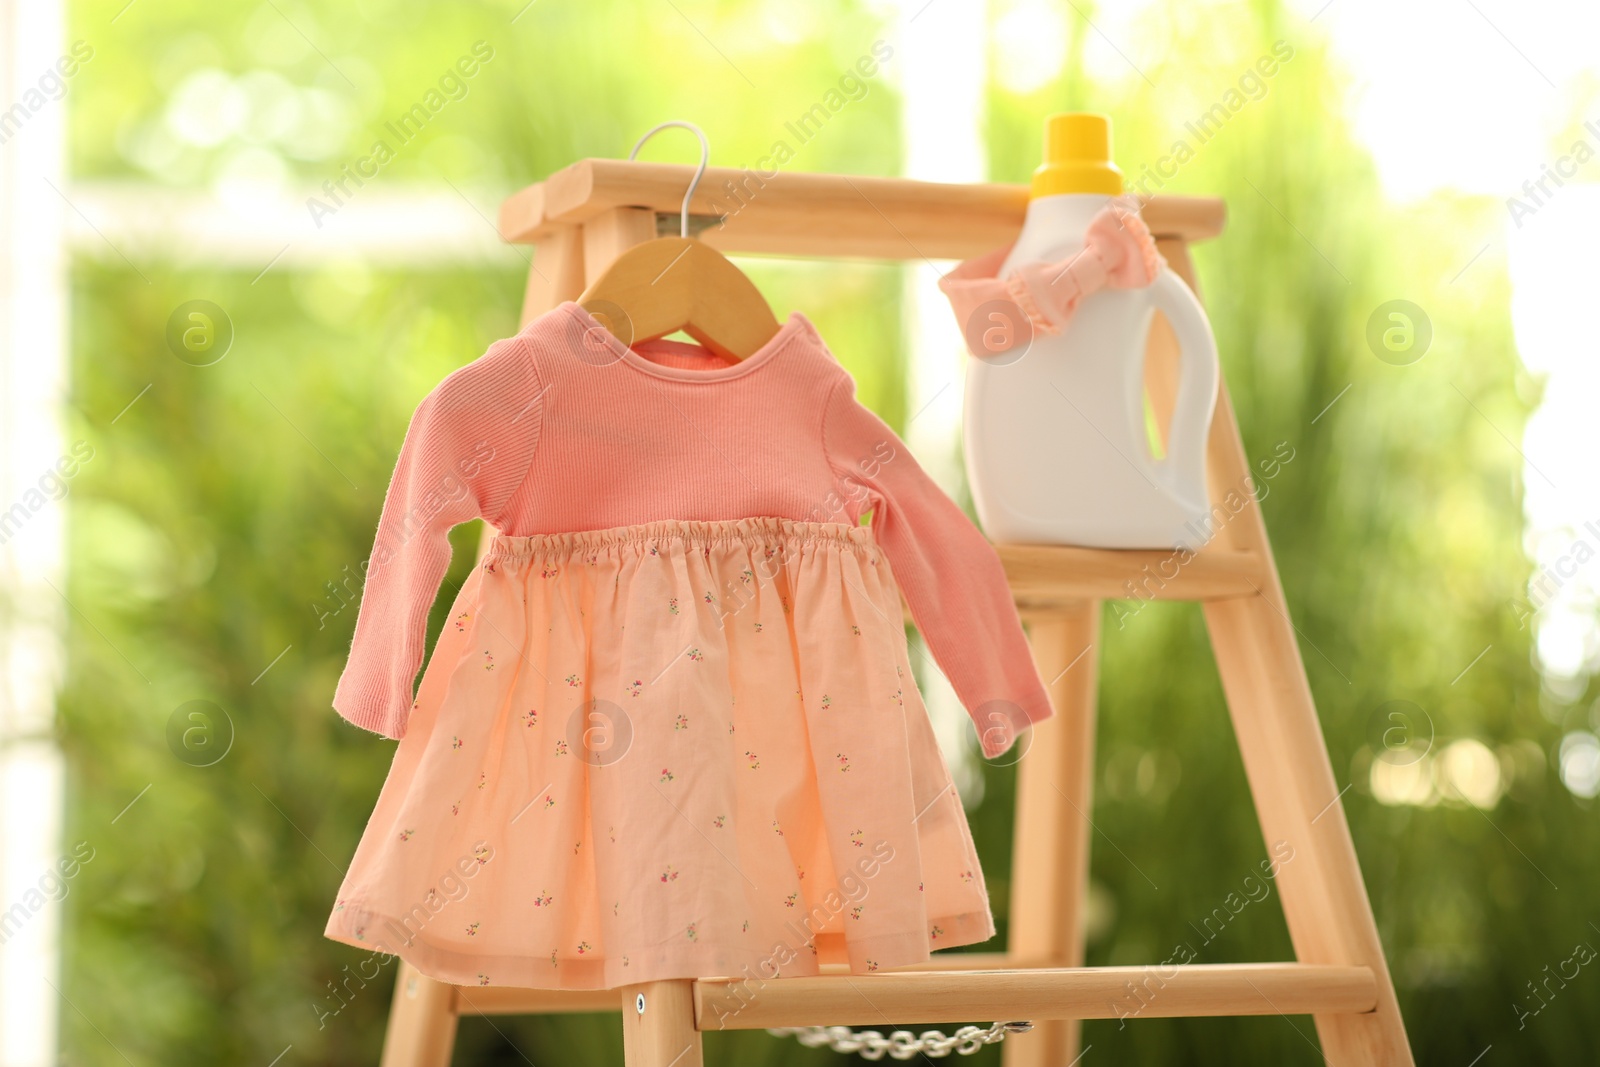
820 371 1054 758
332 336 543 739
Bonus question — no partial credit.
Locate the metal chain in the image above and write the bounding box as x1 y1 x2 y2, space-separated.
767 1020 1033 1060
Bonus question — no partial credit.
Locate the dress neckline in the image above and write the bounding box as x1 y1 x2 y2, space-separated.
559 301 811 383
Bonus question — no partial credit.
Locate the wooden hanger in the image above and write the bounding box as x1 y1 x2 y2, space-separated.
579 122 780 362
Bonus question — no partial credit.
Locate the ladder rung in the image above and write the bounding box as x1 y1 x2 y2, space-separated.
456 952 1020 1016
694 963 1377 1029
500 159 1227 257
816 951 1019 973
459 985 621 1016
998 544 1266 605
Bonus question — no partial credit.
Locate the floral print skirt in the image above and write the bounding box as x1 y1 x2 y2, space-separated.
324 516 995 991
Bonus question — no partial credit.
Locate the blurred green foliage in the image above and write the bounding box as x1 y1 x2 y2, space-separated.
53 0 1594 1064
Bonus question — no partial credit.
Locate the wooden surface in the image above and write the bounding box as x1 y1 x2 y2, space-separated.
1159 246 1414 1065
1004 606 1102 1065
816 950 1013 972
521 222 584 329
499 159 1226 259
460 984 622 1015
378 962 460 1067
581 206 657 290
621 980 703 1067
577 230 782 361
999 544 1266 608
695 963 1378 1029
463 952 1019 1016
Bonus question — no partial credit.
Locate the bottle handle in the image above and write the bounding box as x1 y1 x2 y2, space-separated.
1148 268 1220 504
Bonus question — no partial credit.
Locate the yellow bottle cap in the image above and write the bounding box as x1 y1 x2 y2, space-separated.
1031 112 1124 198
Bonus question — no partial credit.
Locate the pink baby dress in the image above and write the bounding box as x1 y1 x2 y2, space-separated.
324 302 1055 992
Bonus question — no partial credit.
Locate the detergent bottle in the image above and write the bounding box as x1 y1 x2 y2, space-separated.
963 113 1220 549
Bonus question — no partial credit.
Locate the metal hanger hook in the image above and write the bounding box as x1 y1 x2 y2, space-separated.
627 120 709 239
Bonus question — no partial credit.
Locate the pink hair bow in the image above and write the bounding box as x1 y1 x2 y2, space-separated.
939 195 1165 359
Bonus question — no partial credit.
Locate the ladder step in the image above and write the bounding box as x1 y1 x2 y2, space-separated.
500 159 1227 258
997 544 1266 606
694 963 1377 1029
459 985 621 1016
457 952 1020 1016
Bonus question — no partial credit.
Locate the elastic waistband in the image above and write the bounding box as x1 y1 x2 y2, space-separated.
487 517 874 559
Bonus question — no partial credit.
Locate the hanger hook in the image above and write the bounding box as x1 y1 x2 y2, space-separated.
628 120 709 239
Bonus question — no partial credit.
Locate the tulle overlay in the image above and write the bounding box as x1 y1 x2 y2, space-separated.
324 517 996 990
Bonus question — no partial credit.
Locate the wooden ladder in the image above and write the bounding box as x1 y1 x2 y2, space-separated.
375 159 1415 1066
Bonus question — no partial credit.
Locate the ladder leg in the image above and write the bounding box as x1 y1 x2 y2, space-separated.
379 962 459 1067
1205 591 1413 1065
621 980 703 1067
519 223 586 328
1174 266 1411 1062
1004 602 1101 1067
581 207 659 288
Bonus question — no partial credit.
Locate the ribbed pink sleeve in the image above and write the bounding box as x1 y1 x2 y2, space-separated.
820 372 1053 758
332 336 543 739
